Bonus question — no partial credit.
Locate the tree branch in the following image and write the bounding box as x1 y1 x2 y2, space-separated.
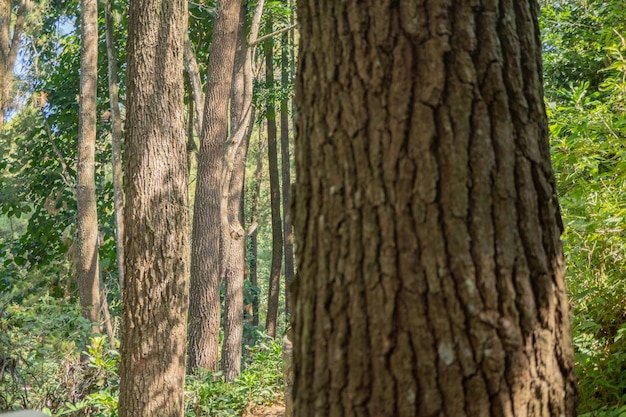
249 23 297 47
7 0 29 71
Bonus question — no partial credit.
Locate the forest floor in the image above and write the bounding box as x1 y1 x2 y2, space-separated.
243 402 285 417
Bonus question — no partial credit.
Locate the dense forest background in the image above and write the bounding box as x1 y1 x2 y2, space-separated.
0 0 625 416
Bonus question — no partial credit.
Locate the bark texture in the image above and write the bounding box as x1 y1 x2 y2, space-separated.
265 20 283 339
188 0 242 373
293 1 577 417
76 0 101 332
221 3 250 381
222 0 264 371
119 0 189 414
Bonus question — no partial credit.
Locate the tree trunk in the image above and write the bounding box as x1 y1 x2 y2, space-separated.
183 33 204 136
280 29 294 317
221 0 264 379
0 0 28 132
288 0 295 135
184 73 198 172
188 0 242 373
249 129 265 329
292 2 578 417
221 3 249 382
283 329 294 417
104 0 124 296
119 0 189 413
264 19 282 339
76 0 101 334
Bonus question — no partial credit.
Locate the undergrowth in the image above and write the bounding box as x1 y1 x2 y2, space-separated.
0 295 283 417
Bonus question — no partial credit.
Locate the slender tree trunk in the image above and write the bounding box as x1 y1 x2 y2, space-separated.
184 33 204 136
99 275 115 346
293 1 577 417
104 0 124 296
249 128 265 328
119 0 189 413
184 74 198 172
0 0 28 132
221 0 264 380
265 19 282 339
76 0 101 334
288 0 295 135
280 29 294 317
188 0 242 373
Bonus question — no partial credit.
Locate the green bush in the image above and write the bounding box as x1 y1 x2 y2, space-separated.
185 335 283 417
544 5 626 409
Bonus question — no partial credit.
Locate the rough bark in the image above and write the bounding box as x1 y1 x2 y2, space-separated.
280 30 294 317
221 0 264 379
119 0 189 413
0 0 28 132
104 0 124 296
265 19 283 339
188 0 242 373
76 0 101 334
293 1 577 417
221 3 249 382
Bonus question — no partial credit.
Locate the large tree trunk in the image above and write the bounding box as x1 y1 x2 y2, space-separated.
0 0 28 132
280 30 294 317
76 0 101 334
264 19 282 339
104 0 124 296
221 3 249 382
188 0 242 373
119 0 189 413
292 2 578 417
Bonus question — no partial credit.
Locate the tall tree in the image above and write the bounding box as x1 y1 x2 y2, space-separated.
0 0 28 132
104 0 124 295
188 0 242 373
280 28 294 317
292 1 578 416
221 0 264 381
221 3 249 382
76 0 101 333
248 129 266 328
264 17 282 339
118 0 189 414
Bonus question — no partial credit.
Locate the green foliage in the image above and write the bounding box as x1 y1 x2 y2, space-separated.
0 0 128 297
1 285 283 417
579 404 626 417
0 105 76 269
186 336 283 417
0 293 97 412
542 0 626 413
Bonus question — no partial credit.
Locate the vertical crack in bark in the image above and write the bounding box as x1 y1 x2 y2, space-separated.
294 1 575 416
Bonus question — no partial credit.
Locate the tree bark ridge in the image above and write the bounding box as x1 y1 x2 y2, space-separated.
292 1 577 416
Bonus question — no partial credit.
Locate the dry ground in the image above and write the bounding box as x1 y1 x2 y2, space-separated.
242 403 285 417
